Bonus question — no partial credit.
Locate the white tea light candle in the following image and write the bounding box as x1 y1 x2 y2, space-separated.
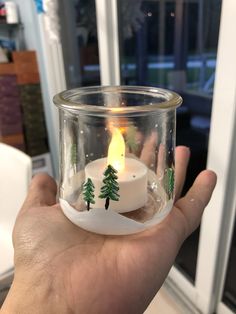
84 127 147 213
85 157 147 213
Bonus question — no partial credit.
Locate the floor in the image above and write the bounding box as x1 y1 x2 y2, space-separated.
145 286 190 314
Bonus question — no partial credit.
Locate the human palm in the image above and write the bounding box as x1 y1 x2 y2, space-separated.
2 146 216 314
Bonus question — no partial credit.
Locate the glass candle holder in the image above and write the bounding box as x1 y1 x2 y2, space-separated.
53 86 182 235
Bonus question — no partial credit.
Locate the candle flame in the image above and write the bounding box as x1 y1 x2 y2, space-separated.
107 128 125 171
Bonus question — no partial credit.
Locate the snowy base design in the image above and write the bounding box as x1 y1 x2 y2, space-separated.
60 198 173 235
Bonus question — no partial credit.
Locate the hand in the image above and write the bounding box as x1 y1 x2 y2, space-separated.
1 147 216 314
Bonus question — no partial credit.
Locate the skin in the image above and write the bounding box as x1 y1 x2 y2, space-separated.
1 146 217 314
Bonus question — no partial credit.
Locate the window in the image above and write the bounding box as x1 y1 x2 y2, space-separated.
58 0 100 88
118 0 222 282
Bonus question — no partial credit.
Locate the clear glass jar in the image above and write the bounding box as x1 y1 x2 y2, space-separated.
53 86 182 235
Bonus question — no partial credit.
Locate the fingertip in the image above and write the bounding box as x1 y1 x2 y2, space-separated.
175 146 191 157
175 146 191 167
32 172 54 182
195 170 217 189
31 173 57 193
147 131 158 145
150 130 158 139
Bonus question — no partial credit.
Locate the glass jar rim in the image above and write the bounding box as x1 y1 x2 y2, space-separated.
53 85 182 115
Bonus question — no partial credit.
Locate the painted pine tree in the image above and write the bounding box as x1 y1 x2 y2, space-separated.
99 165 120 210
83 178 95 210
164 167 175 199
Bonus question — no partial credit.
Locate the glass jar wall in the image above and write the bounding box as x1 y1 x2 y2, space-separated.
54 86 182 235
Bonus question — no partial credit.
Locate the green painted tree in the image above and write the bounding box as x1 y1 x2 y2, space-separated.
99 165 120 210
164 167 175 199
83 178 95 211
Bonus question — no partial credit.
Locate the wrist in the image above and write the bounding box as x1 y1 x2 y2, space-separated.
1 270 69 314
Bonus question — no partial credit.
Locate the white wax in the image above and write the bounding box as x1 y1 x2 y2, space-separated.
85 158 148 213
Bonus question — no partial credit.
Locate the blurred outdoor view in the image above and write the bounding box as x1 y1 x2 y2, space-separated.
118 0 220 95
118 0 222 283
